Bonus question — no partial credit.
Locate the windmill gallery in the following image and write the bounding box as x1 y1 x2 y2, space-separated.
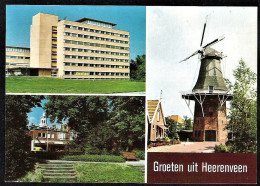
180 16 232 143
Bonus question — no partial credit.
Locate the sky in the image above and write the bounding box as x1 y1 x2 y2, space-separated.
27 98 64 128
6 5 146 60
146 7 257 118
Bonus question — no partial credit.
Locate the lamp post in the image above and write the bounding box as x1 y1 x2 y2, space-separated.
46 116 48 152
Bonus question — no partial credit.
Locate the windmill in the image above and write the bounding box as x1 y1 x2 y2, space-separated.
180 16 232 142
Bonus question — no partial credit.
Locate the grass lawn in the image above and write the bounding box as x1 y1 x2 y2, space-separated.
6 77 145 94
74 163 144 183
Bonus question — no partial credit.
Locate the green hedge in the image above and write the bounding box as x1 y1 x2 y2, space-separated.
61 155 125 162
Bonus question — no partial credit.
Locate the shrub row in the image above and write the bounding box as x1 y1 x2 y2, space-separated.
61 154 125 162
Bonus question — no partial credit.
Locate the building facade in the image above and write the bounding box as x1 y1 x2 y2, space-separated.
28 113 77 152
7 12 130 79
6 46 30 76
147 100 168 142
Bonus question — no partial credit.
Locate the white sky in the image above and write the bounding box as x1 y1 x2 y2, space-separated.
146 6 257 118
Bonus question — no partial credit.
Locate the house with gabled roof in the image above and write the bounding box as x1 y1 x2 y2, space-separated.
147 100 168 142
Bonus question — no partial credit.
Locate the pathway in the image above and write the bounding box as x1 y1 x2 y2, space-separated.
39 160 76 182
148 142 222 153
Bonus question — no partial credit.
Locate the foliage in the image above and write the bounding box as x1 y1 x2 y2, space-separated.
61 155 125 162
6 77 145 93
214 144 231 153
44 96 145 155
165 118 178 138
183 115 193 130
130 55 146 81
109 97 145 152
226 59 257 153
74 163 144 183
132 149 145 160
18 164 43 182
5 95 44 181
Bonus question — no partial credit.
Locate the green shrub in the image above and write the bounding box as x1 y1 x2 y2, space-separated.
132 149 145 160
18 164 43 182
61 154 125 162
215 144 230 153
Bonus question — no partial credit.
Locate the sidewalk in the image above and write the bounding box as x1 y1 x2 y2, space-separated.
148 142 222 153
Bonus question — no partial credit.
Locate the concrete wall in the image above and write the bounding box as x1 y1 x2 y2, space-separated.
30 13 58 68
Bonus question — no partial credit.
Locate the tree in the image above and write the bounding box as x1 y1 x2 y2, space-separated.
183 115 193 130
130 54 146 81
165 118 178 139
227 59 257 153
5 95 44 181
109 97 145 152
44 96 109 153
44 96 145 154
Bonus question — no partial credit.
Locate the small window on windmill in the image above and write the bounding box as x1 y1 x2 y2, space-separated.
209 86 214 94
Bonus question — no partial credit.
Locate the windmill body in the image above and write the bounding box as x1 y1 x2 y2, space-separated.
180 18 232 142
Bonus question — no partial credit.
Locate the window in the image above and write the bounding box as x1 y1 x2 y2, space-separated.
65 40 72 44
84 63 88 67
51 134 55 138
157 111 160 121
65 71 70 75
42 133 46 138
209 86 214 94
78 63 83 66
58 133 66 140
65 25 70 28
38 133 41 137
65 62 70 66
47 133 51 138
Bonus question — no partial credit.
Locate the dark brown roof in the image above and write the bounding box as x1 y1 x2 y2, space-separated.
75 17 117 26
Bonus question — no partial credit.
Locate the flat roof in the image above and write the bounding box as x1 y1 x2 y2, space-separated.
6 46 30 50
75 17 117 26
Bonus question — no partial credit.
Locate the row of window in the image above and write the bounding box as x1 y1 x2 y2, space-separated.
6 55 30 59
64 62 129 69
64 54 129 62
64 32 129 44
64 39 129 51
64 47 129 56
37 132 55 139
64 24 129 38
64 77 129 80
6 48 30 53
64 71 129 76
6 62 29 66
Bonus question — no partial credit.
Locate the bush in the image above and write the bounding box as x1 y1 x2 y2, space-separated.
18 163 43 182
61 154 125 162
132 149 145 160
215 144 231 153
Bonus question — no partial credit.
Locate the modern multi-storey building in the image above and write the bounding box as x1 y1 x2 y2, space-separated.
6 12 130 79
6 46 30 76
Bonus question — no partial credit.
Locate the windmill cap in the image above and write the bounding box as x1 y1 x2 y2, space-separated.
204 47 223 58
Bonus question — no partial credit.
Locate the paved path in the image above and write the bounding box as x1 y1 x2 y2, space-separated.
148 142 222 153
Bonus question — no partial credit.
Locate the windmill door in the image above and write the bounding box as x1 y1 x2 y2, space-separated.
205 130 216 141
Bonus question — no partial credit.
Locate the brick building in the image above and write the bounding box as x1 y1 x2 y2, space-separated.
28 113 77 152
